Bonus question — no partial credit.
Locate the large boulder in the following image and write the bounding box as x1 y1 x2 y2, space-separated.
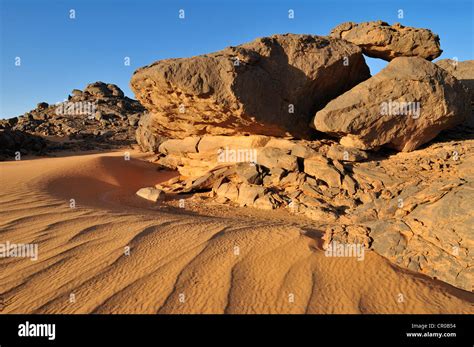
436 59 474 94
330 21 442 61
436 59 474 128
313 57 470 152
130 34 370 140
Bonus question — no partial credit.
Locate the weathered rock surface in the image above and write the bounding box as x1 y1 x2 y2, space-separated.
0 82 145 158
330 21 442 61
153 136 350 217
135 112 166 152
436 59 474 94
130 34 370 140
313 57 470 152
436 59 474 128
304 155 342 188
327 142 474 292
256 147 298 171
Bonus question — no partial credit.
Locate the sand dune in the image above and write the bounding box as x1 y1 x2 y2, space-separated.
0 151 472 314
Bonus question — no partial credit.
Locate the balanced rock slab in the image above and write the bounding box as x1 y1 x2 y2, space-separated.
313 57 470 152
130 34 370 139
330 21 442 61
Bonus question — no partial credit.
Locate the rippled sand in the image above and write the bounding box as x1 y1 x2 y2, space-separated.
0 151 472 313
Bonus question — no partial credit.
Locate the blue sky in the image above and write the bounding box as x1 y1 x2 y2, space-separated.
0 0 472 118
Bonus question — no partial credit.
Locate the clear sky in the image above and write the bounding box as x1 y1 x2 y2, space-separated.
0 0 472 118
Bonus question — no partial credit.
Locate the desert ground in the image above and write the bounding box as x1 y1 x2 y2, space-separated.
0 149 472 314
1 19 473 315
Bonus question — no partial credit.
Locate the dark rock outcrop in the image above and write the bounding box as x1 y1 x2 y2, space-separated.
0 82 145 158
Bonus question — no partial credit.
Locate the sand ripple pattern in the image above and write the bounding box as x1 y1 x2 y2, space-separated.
0 152 472 313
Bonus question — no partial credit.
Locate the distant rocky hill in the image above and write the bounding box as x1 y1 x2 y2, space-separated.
0 82 145 160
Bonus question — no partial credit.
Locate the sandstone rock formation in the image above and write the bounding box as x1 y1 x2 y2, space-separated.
436 59 474 94
149 133 474 291
135 112 169 153
152 136 355 222
130 34 370 143
313 57 470 152
330 21 442 61
436 59 474 128
129 26 473 292
0 82 145 158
